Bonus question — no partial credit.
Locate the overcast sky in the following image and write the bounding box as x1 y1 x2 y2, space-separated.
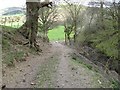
0 0 119 10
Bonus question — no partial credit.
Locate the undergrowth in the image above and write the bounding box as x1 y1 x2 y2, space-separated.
71 54 119 88
2 26 29 66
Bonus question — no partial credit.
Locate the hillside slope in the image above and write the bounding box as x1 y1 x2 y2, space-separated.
0 7 25 15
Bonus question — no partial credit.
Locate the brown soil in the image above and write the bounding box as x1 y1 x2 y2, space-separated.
2 42 113 88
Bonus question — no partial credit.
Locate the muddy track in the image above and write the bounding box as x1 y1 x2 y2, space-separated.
3 42 113 88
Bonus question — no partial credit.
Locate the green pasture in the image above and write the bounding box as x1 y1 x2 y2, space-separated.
48 26 65 41
0 14 25 28
0 22 24 28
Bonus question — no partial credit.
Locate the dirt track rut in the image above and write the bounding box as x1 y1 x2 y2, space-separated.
3 42 112 88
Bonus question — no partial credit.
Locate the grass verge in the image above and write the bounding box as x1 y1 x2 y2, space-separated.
70 53 119 88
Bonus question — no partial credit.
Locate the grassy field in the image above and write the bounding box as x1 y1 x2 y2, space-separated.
48 26 65 41
0 14 25 28
1 22 24 28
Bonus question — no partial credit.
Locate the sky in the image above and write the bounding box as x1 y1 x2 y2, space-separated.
0 0 26 10
0 0 119 10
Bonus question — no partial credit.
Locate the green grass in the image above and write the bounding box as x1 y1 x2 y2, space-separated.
2 34 25 66
71 55 94 71
1 22 23 28
110 79 120 89
77 29 118 59
2 26 27 66
70 55 116 88
48 26 65 41
3 51 25 66
3 52 15 66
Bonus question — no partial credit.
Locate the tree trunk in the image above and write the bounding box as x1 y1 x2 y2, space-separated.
67 34 71 45
65 34 67 45
18 1 52 48
18 2 39 48
18 2 31 39
28 2 39 47
74 22 77 43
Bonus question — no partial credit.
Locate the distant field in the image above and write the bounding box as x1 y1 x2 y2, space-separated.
0 14 25 28
0 14 24 17
1 22 24 28
0 14 66 41
48 26 65 41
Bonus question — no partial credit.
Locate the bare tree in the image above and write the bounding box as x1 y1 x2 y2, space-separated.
63 0 83 43
38 5 58 42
